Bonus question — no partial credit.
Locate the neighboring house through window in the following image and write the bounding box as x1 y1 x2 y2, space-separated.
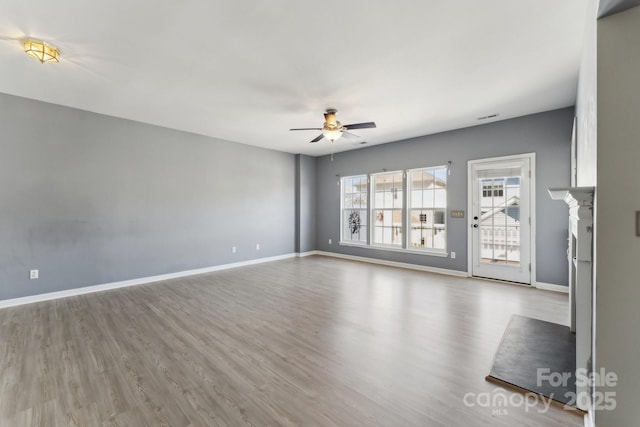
479 176 521 265
340 165 448 255
340 175 368 244
408 166 447 251
372 171 404 247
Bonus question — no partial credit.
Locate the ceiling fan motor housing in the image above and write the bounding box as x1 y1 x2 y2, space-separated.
323 109 341 130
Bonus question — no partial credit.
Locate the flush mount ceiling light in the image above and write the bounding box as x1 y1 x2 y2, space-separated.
23 39 60 63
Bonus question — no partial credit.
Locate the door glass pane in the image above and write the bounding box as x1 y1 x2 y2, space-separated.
479 175 521 265
506 187 520 204
506 226 521 265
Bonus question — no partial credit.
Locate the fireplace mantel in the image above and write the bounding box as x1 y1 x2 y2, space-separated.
548 186 594 412
548 186 595 206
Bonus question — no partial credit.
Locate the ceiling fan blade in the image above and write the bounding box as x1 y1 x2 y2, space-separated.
342 131 360 140
290 127 323 131
310 134 324 143
344 122 376 130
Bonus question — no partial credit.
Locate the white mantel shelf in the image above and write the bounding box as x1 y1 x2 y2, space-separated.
547 187 595 206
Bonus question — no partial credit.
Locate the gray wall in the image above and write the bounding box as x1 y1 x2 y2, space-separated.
316 108 573 286
596 6 640 425
295 155 317 253
599 0 640 18
0 93 295 301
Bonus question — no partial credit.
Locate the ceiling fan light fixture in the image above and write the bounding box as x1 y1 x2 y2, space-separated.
324 110 338 128
322 128 342 142
290 109 375 144
24 39 60 63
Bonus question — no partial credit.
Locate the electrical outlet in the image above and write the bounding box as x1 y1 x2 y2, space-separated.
232 246 236 253
328 239 332 245
256 243 260 250
451 252 456 259
30 269 39 279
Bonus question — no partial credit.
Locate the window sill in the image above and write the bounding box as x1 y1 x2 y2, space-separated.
338 242 449 258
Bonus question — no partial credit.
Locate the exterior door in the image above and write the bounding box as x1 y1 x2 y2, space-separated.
469 154 533 284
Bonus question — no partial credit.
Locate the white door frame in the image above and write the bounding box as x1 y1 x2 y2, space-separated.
467 153 536 285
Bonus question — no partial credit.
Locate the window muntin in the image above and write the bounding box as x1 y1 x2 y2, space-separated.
408 166 447 251
340 165 447 255
341 175 368 244
479 176 521 265
372 171 404 247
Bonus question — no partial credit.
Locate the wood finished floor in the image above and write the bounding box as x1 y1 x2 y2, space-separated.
0 256 582 426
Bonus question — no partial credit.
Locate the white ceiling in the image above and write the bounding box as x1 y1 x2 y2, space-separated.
0 1 587 156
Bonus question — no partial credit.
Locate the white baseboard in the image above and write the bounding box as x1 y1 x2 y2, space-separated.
2 251 551 310
535 282 569 293
0 253 298 310
314 250 469 277
297 250 320 257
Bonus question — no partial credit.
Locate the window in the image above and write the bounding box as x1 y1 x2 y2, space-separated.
341 175 368 244
372 171 404 247
340 165 448 256
408 166 447 251
482 181 504 197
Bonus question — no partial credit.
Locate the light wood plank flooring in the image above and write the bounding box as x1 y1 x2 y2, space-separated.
0 256 582 426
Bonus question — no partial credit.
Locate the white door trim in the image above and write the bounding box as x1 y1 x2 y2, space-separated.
467 153 536 285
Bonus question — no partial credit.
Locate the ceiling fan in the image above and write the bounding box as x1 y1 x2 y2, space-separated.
290 109 376 143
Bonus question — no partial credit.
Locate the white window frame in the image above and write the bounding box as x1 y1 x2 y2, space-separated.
339 175 369 246
406 166 448 255
339 165 449 258
370 170 405 249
